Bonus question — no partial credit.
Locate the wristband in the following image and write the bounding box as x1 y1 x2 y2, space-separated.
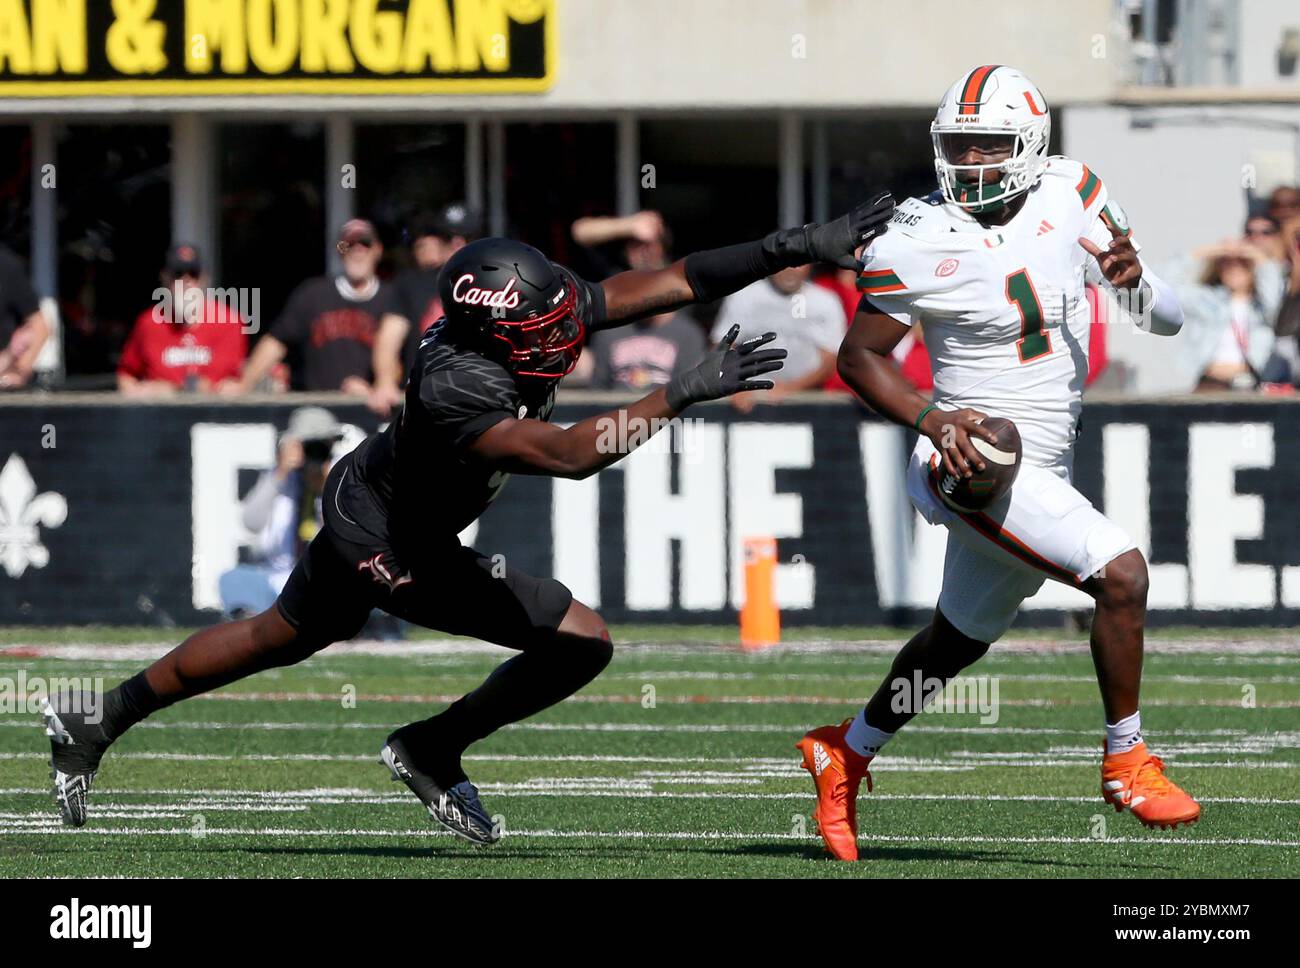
913 404 936 432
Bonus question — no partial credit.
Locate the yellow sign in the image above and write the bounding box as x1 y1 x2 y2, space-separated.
0 0 555 96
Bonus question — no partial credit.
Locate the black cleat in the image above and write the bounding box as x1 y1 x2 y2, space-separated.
381 730 498 846
42 695 110 828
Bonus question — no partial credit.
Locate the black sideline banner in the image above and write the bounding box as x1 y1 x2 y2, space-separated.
1 396 1297 627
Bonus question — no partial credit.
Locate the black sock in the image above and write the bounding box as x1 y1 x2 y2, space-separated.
394 637 612 786
410 637 613 748
100 671 168 742
393 709 472 787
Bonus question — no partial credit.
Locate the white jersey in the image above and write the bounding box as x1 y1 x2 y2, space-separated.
859 156 1133 471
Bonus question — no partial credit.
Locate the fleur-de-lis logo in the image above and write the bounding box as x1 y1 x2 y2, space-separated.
0 455 67 578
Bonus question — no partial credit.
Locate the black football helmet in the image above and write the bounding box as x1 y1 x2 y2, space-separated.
439 237 584 379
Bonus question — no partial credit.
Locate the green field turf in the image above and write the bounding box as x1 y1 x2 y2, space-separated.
0 626 1297 878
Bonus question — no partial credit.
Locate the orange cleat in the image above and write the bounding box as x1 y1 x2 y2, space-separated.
795 719 873 861
1101 741 1201 830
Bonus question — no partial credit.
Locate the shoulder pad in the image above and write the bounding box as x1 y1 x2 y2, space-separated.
1042 155 1107 214
879 195 959 241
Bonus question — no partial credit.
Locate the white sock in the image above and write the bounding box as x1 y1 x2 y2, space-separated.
845 710 893 758
1105 711 1143 753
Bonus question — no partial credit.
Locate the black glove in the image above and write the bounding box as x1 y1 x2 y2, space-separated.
666 325 787 410
804 191 896 270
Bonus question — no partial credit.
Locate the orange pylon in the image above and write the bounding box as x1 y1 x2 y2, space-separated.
740 536 780 649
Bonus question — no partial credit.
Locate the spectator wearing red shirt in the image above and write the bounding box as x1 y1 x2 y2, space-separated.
814 267 936 394
117 244 247 396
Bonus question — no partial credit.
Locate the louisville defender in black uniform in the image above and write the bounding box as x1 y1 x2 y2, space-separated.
44 196 893 843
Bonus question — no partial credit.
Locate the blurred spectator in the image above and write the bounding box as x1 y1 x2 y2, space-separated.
813 266 860 330
0 244 49 390
1267 185 1300 228
891 322 936 394
370 203 481 415
574 309 706 390
811 266 939 395
1270 214 1300 379
238 219 394 394
219 407 342 617
710 264 844 411
570 210 671 277
1243 214 1286 264
1084 292 1110 387
1171 236 1284 391
117 244 247 397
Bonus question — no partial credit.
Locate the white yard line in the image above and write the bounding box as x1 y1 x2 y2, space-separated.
0 750 1295 770
5 638 1300 663
5 789 1298 805
0 720 1280 738
64 692 1300 708
0 825 1295 847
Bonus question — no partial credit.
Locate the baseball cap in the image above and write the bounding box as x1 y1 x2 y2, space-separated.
165 243 202 276
283 406 343 444
337 218 379 247
412 203 482 243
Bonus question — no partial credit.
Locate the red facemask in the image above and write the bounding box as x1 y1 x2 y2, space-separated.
485 287 584 379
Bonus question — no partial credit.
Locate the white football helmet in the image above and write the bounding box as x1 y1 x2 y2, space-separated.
931 65 1051 212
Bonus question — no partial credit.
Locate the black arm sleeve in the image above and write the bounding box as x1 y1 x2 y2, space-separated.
682 227 812 303
563 266 612 334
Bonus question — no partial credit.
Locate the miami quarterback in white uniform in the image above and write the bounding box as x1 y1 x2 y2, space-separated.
796 66 1198 861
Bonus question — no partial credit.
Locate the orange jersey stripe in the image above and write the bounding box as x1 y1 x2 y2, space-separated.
1076 164 1102 209
857 268 906 293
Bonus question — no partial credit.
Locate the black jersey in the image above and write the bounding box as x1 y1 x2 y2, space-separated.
329 267 607 559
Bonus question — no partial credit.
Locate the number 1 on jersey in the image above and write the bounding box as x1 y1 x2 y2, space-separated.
1006 268 1051 363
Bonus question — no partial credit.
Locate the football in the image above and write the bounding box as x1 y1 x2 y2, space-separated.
933 416 1023 512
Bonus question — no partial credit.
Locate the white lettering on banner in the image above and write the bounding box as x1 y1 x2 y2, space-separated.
552 473 600 607
728 424 813 609
1024 423 1183 611
1282 562 1300 607
1189 423 1275 609
1101 423 1187 607
549 421 597 604
860 424 945 607
622 424 726 609
183 414 1292 618
190 424 276 610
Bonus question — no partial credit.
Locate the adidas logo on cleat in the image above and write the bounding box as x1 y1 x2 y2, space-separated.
1103 780 1148 811
812 741 831 776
